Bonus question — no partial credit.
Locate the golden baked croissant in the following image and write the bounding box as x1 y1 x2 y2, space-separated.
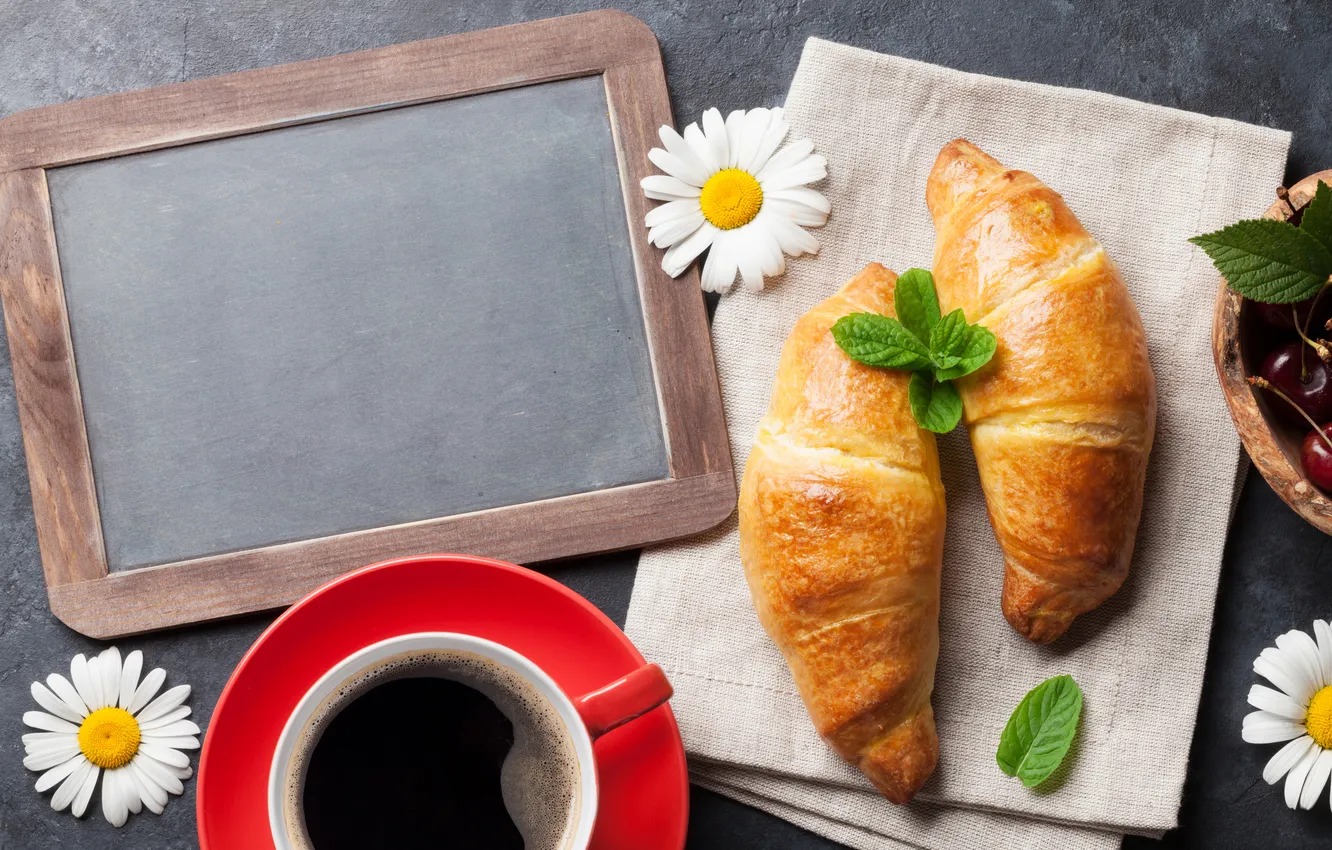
738 263 946 804
927 139 1156 644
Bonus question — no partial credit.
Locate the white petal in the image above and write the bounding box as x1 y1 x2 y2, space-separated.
140 719 200 738
1250 684 1308 721
46 674 89 719
733 109 772 175
700 108 730 174
127 668 166 715
1256 649 1315 705
649 210 705 249
733 227 766 292
127 761 167 813
118 650 143 710
24 743 81 771
661 222 717 278
1286 743 1323 808
51 759 93 812
724 110 746 167
644 198 702 228
139 741 191 768
25 734 78 753
85 655 105 711
1301 748 1332 809
98 647 122 705
746 112 790 175
641 174 701 201
1265 735 1316 784
30 681 85 724
132 753 184 796
759 155 828 192
756 138 815 183
122 769 143 816
35 755 85 793
682 122 720 174
648 147 709 191
137 705 191 731
24 711 80 734
72 763 100 817
1278 631 1325 696
657 125 711 187
70 654 98 711
769 186 831 214
1314 620 1332 686
102 767 129 827
700 232 739 294
750 220 785 278
140 735 199 750
23 731 75 746
1243 711 1308 744
763 211 821 257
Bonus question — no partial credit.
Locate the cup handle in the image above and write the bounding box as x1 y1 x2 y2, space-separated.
573 663 673 740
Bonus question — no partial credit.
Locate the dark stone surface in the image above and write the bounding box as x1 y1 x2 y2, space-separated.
0 1 1329 848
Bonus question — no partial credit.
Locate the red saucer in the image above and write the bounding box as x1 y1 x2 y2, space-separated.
197 554 688 849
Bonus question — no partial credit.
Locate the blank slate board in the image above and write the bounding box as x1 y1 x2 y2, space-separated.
51 78 668 572
0 11 734 637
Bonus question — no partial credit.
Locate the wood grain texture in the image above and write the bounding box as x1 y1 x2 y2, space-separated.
0 11 737 637
47 471 736 638
604 61 731 478
0 10 660 172
0 170 108 586
1213 169 1332 534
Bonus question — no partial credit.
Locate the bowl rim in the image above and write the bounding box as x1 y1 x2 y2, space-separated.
1212 168 1332 533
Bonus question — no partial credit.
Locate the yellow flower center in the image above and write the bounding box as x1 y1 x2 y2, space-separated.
699 168 763 230
1308 686 1332 749
78 707 140 770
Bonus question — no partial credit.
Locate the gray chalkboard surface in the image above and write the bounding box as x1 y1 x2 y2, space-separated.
48 76 668 572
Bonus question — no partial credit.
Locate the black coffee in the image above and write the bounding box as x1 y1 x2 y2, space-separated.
303 677 523 849
281 650 581 850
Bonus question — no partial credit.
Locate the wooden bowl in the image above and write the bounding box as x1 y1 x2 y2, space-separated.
1213 169 1332 533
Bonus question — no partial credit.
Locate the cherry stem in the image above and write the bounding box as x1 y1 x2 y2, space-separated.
1292 306 1332 370
1249 376 1332 453
1303 279 1332 340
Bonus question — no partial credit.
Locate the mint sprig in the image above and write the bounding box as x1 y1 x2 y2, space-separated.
1190 180 1332 304
996 674 1083 788
830 268 995 433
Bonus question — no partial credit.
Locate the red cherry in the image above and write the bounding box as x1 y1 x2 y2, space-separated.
1258 342 1332 425
1250 298 1319 331
1302 425 1332 491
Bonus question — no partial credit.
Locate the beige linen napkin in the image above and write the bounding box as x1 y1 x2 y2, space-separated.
625 37 1290 847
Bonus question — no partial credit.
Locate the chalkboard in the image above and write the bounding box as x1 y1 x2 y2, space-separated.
50 77 667 572
0 12 734 637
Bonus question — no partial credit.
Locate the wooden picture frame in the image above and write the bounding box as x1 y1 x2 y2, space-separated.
0 10 734 638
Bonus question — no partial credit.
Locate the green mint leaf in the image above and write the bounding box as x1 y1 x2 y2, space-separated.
1301 181 1332 256
996 675 1084 788
894 268 942 344
832 313 933 371
907 373 962 433
935 323 997 382
929 308 970 360
1189 219 1332 303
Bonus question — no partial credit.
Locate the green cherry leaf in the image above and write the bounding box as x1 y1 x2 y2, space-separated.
995 675 1084 788
894 268 942 345
1189 219 1332 303
1300 181 1332 256
907 373 962 433
831 313 933 371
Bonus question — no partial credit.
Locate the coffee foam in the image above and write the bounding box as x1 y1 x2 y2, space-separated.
281 649 581 850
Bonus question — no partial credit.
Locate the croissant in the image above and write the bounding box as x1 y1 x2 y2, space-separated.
927 139 1156 643
738 263 946 804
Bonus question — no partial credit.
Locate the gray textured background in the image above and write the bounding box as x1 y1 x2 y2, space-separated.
50 77 665 570
0 2 1329 848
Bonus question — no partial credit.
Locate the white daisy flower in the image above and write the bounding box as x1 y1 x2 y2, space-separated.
640 107 830 294
22 647 199 826
1243 620 1332 810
